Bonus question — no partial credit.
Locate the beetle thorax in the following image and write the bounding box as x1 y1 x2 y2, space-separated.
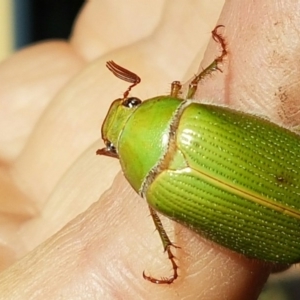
116 96 188 194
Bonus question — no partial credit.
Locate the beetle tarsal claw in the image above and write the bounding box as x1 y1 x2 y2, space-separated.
142 270 179 285
143 245 179 285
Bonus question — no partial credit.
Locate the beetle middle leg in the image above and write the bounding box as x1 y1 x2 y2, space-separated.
143 206 179 284
186 25 227 99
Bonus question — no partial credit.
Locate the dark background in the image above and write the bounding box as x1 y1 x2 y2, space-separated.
14 0 84 49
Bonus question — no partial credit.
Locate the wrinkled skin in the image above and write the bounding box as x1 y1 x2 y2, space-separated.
0 0 300 299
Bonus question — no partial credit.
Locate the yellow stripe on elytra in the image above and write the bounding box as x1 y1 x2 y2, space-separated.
182 167 300 220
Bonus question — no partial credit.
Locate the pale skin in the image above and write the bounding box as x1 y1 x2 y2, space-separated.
0 0 300 299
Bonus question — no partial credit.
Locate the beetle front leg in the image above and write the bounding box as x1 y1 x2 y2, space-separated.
170 80 182 98
143 206 179 284
186 25 227 99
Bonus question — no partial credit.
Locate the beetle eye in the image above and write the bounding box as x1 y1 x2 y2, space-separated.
122 97 142 108
106 141 116 153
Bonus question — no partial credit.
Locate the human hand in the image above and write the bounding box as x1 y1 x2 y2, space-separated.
0 1 299 299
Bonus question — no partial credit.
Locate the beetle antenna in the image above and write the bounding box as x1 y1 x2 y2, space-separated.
106 61 141 99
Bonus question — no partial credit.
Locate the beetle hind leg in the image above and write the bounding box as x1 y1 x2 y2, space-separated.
186 25 227 99
143 206 180 284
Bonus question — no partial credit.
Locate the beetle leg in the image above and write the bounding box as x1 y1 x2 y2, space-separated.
186 25 227 99
170 80 182 98
143 206 179 284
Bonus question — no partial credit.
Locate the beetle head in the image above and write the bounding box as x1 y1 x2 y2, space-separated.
97 61 142 158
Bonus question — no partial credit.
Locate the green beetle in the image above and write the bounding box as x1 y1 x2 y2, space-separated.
97 26 300 284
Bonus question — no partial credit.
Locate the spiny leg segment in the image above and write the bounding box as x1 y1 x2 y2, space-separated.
143 206 179 284
186 25 227 99
169 25 227 100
